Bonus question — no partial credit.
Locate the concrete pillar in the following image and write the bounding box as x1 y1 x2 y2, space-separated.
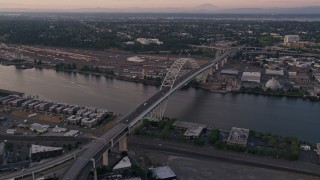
208 67 213 76
119 136 128 152
102 150 109 166
215 64 219 70
91 158 97 180
224 58 228 63
221 61 224 67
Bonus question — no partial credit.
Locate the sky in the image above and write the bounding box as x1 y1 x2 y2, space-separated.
0 0 319 9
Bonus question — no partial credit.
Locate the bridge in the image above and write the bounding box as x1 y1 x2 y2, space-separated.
58 47 240 180
0 47 239 180
60 47 240 179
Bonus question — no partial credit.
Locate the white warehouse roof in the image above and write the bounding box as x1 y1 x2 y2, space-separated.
266 69 284 76
127 56 145 63
241 72 261 83
30 144 62 154
151 166 176 180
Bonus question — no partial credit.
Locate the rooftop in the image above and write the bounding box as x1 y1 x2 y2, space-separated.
113 156 132 170
150 166 176 180
184 126 204 138
30 144 62 154
64 130 80 137
227 127 249 147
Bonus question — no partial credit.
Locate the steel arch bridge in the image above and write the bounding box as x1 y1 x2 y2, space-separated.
59 47 241 180
147 58 210 120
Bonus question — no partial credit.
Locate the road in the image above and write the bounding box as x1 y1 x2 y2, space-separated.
0 134 90 143
0 148 86 180
128 136 320 177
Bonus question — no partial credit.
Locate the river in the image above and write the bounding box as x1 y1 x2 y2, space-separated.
0 65 319 142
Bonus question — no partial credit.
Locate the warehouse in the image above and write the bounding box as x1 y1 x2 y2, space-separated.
241 72 261 83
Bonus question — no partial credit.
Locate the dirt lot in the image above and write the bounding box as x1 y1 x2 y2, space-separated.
10 110 62 123
130 148 320 180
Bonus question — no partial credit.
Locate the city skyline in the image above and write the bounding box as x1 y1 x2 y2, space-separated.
0 0 319 9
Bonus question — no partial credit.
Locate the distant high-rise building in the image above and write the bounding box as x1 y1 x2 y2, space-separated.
284 35 300 44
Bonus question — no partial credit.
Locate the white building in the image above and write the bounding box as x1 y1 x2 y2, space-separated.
241 72 261 83
64 130 80 137
284 35 300 44
150 166 177 180
127 56 145 63
265 78 282 90
30 123 49 133
266 69 284 76
52 126 68 133
136 38 163 45
6 129 17 135
113 156 132 171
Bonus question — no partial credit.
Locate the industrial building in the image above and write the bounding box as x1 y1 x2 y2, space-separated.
52 126 68 133
30 123 49 133
30 144 63 162
6 129 17 135
127 56 145 63
241 72 261 83
64 130 80 137
183 126 204 140
265 69 284 76
284 35 300 44
150 166 177 180
172 121 206 139
220 69 239 77
227 127 249 147
265 78 282 90
136 38 163 45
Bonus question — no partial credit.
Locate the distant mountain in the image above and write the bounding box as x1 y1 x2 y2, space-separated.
194 4 218 12
220 6 320 14
0 5 320 14
74 4 219 13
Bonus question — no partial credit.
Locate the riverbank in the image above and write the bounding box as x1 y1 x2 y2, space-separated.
3 62 320 102
0 89 24 97
134 118 319 164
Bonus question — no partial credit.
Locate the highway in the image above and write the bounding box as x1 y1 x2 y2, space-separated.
129 136 320 177
60 48 240 180
0 148 85 180
0 135 90 143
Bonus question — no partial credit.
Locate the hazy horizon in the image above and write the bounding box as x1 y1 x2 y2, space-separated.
0 0 319 9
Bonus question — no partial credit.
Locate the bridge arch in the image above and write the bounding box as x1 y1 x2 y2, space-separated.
148 58 209 120
161 58 201 90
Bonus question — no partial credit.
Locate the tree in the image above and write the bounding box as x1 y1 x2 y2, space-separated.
209 129 220 144
72 63 77 70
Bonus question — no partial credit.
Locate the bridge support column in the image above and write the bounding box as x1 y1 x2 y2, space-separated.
102 150 109 166
208 66 213 76
91 158 98 180
119 136 128 152
224 57 228 63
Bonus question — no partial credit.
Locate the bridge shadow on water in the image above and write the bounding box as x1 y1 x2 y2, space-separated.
166 88 209 122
